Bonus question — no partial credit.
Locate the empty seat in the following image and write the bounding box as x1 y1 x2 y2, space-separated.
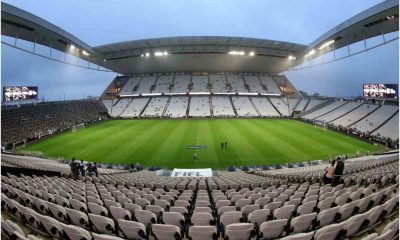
274 205 295 220
39 215 63 238
169 206 188 216
259 219 288 239
134 209 156 228
248 209 270 227
70 199 87 212
92 233 125 240
225 223 254 240
297 201 316 216
188 226 217 240
151 224 181 240
61 223 92 240
117 219 147 240
110 206 132 220
88 202 108 216
343 212 369 237
317 206 340 227
191 212 214 226
314 222 346 240
47 202 67 222
280 232 314 240
66 208 89 228
89 213 115 235
290 212 317 233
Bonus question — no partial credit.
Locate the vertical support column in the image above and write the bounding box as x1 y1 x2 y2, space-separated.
49 42 53 58
347 41 351 56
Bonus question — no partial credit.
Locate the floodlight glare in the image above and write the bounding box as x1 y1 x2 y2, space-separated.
82 50 90 56
69 45 76 50
304 49 316 58
163 51 168 55
249 51 255 56
145 52 150 57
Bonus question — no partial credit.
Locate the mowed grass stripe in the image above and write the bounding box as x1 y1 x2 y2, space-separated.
22 119 385 169
242 119 311 162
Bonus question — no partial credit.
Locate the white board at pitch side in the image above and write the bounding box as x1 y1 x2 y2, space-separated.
171 168 212 177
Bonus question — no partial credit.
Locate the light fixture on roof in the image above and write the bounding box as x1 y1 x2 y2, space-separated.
82 50 90 56
163 51 168 56
69 45 76 50
145 52 150 57
304 49 316 58
228 50 245 55
140 54 144 58
288 55 296 60
103 59 107 62
249 51 255 56
318 40 335 50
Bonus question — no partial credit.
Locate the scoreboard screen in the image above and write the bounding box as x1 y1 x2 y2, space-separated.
3 86 38 102
363 84 398 99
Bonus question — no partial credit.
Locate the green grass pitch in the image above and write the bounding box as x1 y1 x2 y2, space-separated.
21 119 385 169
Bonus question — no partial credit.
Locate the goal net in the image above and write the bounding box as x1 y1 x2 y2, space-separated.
71 123 85 132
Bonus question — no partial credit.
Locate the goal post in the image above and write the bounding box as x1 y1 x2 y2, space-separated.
71 123 85 132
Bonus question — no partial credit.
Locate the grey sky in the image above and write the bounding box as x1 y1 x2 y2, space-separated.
2 0 398 100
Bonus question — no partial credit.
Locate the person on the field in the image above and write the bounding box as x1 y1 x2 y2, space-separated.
323 160 335 185
193 153 197 161
332 157 344 186
221 142 224 149
225 141 227 148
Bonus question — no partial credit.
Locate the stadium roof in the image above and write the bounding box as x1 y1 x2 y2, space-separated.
1 0 398 75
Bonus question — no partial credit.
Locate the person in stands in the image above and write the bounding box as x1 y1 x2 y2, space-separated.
79 160 85 176
323 160 335 185
332 157 344 186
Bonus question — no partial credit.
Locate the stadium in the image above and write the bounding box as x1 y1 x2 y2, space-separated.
1 1 399 240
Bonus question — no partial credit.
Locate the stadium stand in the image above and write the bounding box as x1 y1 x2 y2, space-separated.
212 96 236 117
231 96 258 117
210 74 229 93
189 97 211 117
304 99 328 111
302 101 347 120
191 76 209 92
314 101 362 123
1 152 398 240
172 75 190 93
227 75 248 93
1 100 107 145
250 97 281 117
141 97 169 117
269 97 290 116
164 97 188 118
119 98 151 118
350 104 399 138
372 112 399 141
119 77 141 95
134 76 157 94
259 76 281 94
243 76 266 93
329 103 380 127
153 75 173 93
294 99 309 112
